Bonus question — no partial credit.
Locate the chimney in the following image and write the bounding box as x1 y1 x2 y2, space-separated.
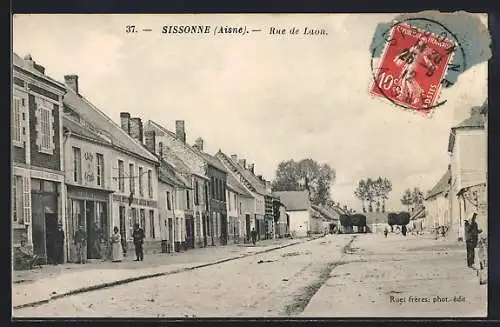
238 159 246 168
129 117 144 143
64 75 79 94
265 181 271 192
257 175 263 180
231 154 238 162
194 137 204 151
23 54 34 69
120 112 131 134
34 63 45 75
247 163 255 174
144 130 156 154
175 120 186 143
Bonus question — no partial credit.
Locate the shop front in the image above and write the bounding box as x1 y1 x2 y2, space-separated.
66 185 112 262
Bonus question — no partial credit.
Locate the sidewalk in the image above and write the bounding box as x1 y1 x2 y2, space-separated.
12 237 303 309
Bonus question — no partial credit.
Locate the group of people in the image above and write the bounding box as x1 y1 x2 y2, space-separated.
74 223 145 264
383 225 407 237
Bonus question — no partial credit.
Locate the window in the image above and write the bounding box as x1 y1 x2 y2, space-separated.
12 176 24 224
186 190 191 210
118 160 125 192
166 191 172 210
96 153 104 187
204 184 209 211
12 97 22 146
139 167 144 197
140 209 146 230
239 202 242 214
195 180 199 205
218 179 222 201
149 210 155 238
211 177 215 199
228 191 232 211
234 194 237 212
34 98 55 154
73 147 82 183
129 163 135 194
148 170 153 198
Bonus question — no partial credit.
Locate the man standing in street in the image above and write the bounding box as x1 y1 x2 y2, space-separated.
251 227 257 246
466 213 482 268
132 223 145 261
74 225 87 264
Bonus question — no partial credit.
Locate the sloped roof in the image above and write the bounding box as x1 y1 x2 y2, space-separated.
158 160 190 189
194 149 227 172
161 145 192 175
63 115 108 144
448 108 486 152
274 191 310 211
226 172 252 198
216 151 269 196
426 170 451 200
311 205 339 221
410 206 426 221
454 112 485 129
13 53 65 89
63 89 158 163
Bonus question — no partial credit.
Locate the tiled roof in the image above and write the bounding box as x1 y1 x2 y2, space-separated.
273 191 310 211
63 115 109 144
158 160 190 189
311 205 339 220
194 149 227 173
426 170 451 200
216 151 269 196
226 172 252 197
161 145 192 176
63 89 158 163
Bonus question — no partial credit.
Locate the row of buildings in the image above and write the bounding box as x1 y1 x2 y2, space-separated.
11 53 341 265
415 101 488 240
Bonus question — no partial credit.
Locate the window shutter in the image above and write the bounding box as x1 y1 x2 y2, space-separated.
22 176 31 225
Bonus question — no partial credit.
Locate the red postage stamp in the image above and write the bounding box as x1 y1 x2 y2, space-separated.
370 22 456 113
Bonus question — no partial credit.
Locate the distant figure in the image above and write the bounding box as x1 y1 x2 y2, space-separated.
110 226 123 262
401 225 407 236
384 227 388 238
54 223 65 264
251 227 257 245
132 223 145 261
466 213 482 267
74 225 87 264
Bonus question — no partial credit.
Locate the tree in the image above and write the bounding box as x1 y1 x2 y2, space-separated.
400 189 413 212
354 177 392 213
271 159 336 206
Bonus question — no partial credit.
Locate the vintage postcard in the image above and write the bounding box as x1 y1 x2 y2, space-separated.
11 13 489 318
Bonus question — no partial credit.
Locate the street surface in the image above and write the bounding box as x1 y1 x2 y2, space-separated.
13 234 486 318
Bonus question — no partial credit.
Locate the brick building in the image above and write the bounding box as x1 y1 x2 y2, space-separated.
12 53 67 264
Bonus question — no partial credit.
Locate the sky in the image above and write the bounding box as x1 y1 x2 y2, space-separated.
12 14 488 212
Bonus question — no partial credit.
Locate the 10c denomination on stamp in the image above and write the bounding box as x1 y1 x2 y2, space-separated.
370 22 457 113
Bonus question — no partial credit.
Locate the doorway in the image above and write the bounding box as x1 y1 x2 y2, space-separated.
119 206 127 254
202 214 207 247
185 218 195 249
45 212 58 264
168 218 173 251
221 214 228 245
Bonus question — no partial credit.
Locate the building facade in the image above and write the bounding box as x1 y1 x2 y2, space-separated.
63 78 160 258
225 171 253 243
12 54 67 264
143 120 210 249
424 169 451 231
274 191 311 238
448 105 487 241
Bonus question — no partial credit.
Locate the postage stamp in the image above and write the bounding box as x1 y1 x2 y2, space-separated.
370 21 458 113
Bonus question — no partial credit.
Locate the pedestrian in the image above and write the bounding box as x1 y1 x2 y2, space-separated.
110 226 123 262
401 224 407 236
251 227 257 245
55 223 65 264
132 223 145 261
466 213 482 268
384 227 388 238
74 225 87 264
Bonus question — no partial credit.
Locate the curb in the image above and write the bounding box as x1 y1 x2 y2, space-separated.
13 239 308 310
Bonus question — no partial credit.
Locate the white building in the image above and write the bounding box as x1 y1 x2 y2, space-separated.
448 104 487 241
424 169 451 231
273 191 311 238
62 76 160 258
226 171 253 243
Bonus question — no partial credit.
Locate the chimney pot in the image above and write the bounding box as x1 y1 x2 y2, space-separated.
64 75 79 94
194 137 204 151
247 163 255 174
230 154 238 162
175 120 186 143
